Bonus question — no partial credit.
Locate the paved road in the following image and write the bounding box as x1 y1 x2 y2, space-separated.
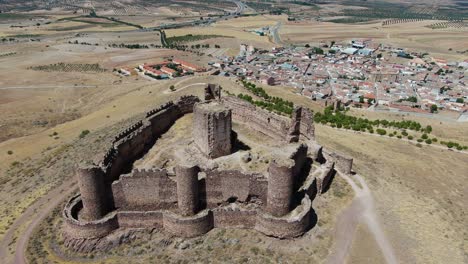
270 21 285 46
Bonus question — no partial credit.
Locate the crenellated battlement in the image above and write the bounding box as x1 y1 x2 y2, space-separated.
114 121 143 143
146 101 175 118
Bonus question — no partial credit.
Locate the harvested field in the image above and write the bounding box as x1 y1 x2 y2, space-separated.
280 20 468 60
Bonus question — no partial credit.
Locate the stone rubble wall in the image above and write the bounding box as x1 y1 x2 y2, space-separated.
117 211 164 229
222 96 291 141
255 194 312 239
212 208 257 229
323 149 353 175
163 210 214 238
111 169 177 211
204 169 266 206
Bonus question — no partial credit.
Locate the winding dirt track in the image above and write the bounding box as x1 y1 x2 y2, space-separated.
327 173 398 264
0 179 78 264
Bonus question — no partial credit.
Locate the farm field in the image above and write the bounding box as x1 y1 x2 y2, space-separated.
280 20 468 60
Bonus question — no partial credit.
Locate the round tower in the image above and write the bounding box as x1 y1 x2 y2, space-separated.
77 165 108 221
176 165 200 216
266 160 295 217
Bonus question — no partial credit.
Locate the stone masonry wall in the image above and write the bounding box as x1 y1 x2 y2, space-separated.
193 102 232 158
212 208 257 229
222 96 291 141
204 169 266 206
163 210 214 238
255 195 312 239
322 149 353 175
111 169 177 211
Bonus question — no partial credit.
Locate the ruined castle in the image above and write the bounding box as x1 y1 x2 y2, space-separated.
62 84 353 252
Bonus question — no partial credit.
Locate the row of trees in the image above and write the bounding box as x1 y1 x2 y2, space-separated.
237 94 294 115
29 63 106 73
314 106 431 133
316 105 468 151
238 81 294 116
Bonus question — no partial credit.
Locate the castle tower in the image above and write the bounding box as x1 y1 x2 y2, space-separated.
266 160 295 217
77 165 108 221
176 165 200 216
193 102 232 158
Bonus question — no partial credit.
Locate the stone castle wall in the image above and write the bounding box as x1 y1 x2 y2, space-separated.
63 196 119 239
204 169 267 206
256 195 312 238
323 149 353 175
111 169 177 211
163 210 214 238
212 208 257 229
222 96 292 141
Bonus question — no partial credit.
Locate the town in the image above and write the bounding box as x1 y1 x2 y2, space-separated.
208 41 468 115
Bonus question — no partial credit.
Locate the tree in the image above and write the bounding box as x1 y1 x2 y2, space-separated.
169 85 175 91
305 44 310 48
359 96 364 104
430 104 438 113
456 98 464 103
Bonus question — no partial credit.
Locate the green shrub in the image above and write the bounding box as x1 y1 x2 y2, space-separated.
421 133 428 139
79 130 90 139
416 143 422 148
425 139 432 144
408 135 414 140
417 139 423 142
7 150 13 155
376 129 386 135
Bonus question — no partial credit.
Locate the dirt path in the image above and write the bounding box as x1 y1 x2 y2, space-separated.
0 179 78 264
327 173 398 264
162 82 206 94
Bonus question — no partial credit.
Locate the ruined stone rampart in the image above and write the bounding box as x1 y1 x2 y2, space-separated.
323 149 353 175
255 195 312 239
212 208 257 229
316 162 335 195
63 195 119 239
299 107 315 139
204 169 266 206
113 121 144 143
222 96 291 141
117 211 164 229
204 84 222 101
221 96 314 142
112 168 177 211
163 210 213 238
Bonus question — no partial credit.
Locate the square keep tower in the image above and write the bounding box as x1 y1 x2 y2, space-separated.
193 102 232 158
